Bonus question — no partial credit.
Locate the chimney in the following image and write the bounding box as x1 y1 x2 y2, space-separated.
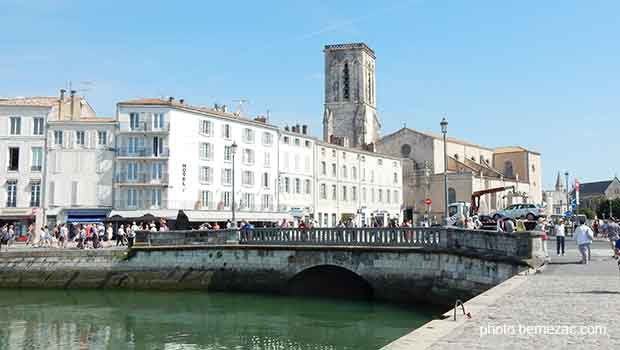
58 89 66 120
284 125 290 132
179 98 185 105
296 124 301 133
254 115 266 123
213 103 220 111
70 90 79 120
222 105 228 113
302 125 308 135
168 97 175 103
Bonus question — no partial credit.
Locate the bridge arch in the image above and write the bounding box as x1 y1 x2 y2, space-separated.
288 265 374 301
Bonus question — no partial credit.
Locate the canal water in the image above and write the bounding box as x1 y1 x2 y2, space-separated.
0 289 436 350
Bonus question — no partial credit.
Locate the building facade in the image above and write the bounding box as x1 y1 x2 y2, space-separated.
574 177 620 214
542 172 569 216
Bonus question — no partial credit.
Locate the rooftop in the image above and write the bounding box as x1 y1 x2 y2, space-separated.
494 146 540 155
0 96 58 107
380 127 494 151
323 43 375 58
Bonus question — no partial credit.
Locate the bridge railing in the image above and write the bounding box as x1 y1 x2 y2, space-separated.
134 227 545 261
238 227 442 247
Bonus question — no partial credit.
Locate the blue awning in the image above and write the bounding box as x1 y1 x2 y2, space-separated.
66 209 109 216
67 217 105 224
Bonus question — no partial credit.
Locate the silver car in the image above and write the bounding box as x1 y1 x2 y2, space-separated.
492 204 545 221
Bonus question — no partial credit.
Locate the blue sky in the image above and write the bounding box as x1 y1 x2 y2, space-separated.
2 0 619 188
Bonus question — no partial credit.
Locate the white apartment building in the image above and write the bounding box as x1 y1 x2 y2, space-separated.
45 90 116 226
0 97 50 235
0 90 114 234
278 126 315 219
112 98 287 223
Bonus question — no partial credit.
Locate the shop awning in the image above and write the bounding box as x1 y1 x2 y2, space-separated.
67 217 105 224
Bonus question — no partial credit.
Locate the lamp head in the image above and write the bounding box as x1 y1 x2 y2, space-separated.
440 118 448 133
231 141 238 154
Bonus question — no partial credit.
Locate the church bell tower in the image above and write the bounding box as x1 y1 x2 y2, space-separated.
323 43 381 148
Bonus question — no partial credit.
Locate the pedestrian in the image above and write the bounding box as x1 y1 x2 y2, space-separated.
106 223 114 243
0 225 10 252
127 226 136 248
7 225 15 249
554 219 566 256
605 219 620 259
574 217 594 264
59 223 68 248
504 218 515 233
535 218 549 258
25 224 35 246
116 224 126 246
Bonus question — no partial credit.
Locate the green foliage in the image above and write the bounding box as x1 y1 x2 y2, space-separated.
575 207 595 219
594 198 620 219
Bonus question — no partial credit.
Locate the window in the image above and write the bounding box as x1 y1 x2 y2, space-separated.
293 155 300 170
294 178 301 194
342 165 347 178
362 187 367 202
332 213 337 227
127 162 139 181
294 138 300 146
127 137 139 154
152 113 164 130
129 112 140 130
393 172 398 184
331 185 337 200
352 186 357 201
342 186 347 201
200 143 212 160
98 131 107 145
352 167 357 180
242 149 255 165
264 152 271 167
305 140 311 148
331 163 337 177
448 188 456 204
386 190 391 204
343 62 350 100
377 159 383 166
6 181 17 207
284 177 291 193
262 132 273 146
224 145 232 161
283 136 290 144
200 191 212 208
8 147 19 171
9 117 21 135
378 189 383 202
371 188 375 202
342 152 347 160
222 168 232 185
262 172 270 188
222 124 231 138
76 131 85 146
321 148 326 156
504 161 514 177
320 184 327 199
152 163 164 180
31 147 42 171
401 144 411 157
242 193 255 210
33 117 44 135
332 150 336 157
362 168 366 181
200 166 213 184
370 170 375 183
71 181 79 206
127 189 138 208
393 191 399 203
54 130 63 145
321 161 326 175
242 171 254 186
261 194 272 210
243 128 254 143
200 119 213 136
305 179 311 194
151 189 162 208
152 136 164 157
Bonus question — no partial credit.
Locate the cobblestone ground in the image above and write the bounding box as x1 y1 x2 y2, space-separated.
428 240 620 350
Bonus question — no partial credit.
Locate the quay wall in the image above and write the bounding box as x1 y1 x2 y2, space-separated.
0 234 544 308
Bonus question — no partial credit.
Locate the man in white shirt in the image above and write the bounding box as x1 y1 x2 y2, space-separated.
554 219 566 256
574 217 594 264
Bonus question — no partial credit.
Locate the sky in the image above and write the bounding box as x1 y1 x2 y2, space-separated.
2 0 619 189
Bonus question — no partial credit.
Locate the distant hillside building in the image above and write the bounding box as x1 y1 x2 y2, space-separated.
543 172 569 216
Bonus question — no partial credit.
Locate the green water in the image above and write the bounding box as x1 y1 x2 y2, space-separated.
0 289 435 350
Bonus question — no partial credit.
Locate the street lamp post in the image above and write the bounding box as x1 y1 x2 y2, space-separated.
564 171 569 214
610 199 613 219
231 142 238 227
440 118 449 225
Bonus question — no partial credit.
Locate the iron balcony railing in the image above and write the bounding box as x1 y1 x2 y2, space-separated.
116 147 170 158
124 122 171 133
115 172 169 184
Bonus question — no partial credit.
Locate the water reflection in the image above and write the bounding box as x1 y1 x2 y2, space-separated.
0 289 435 350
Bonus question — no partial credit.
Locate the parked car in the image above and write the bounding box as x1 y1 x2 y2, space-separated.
491 204 546 221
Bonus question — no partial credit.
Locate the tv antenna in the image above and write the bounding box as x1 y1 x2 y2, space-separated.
233 99 249 115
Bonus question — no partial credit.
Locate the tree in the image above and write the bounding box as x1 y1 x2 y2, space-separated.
575 207 595 219
594 198 620 219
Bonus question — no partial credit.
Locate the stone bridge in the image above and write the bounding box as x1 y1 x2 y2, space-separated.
0 227 545 308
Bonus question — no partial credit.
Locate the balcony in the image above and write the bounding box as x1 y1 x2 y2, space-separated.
116 147 170 158
122 122 170 133
116 172 169 185
31 165 42 172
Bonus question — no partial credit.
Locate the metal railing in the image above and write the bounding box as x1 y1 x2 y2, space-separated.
115 172 169 184
116 147 170 157
123 122 171 133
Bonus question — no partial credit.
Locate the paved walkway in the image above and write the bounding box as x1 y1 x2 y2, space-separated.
384 240 620 349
